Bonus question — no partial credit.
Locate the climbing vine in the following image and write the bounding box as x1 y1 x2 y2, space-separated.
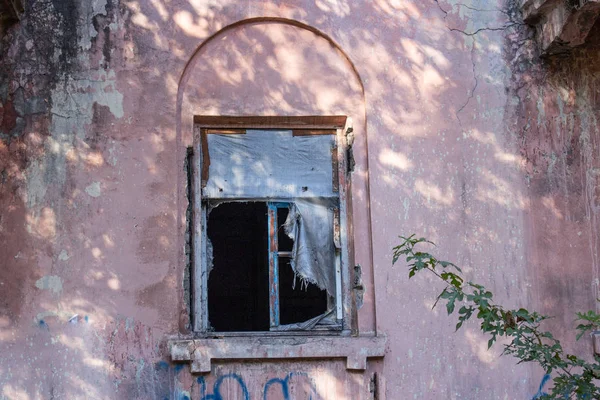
393 235 600 399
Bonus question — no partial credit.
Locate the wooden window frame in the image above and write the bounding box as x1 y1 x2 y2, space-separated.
191 116 352 336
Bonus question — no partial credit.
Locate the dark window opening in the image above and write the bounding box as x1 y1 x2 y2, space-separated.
277 207 293 252
279 256 328 325
207 202 270 332
207 201 328 332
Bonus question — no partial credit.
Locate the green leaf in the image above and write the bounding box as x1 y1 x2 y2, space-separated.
447 298 456 315
440 261 462 272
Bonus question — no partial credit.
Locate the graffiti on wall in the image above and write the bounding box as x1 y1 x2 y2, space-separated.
197 374 248 400
194 372 318 400
531 374 550 400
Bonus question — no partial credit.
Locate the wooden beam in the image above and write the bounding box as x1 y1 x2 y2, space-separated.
194 115 347 129
205 128 246 135
292 129 336 136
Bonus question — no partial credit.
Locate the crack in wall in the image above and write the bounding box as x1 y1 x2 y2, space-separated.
432 0 525 36
456 40 478 126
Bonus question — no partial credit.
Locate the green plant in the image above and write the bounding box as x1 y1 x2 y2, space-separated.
393 235 600 399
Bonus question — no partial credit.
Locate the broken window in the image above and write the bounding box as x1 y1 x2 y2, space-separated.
193 118 349 333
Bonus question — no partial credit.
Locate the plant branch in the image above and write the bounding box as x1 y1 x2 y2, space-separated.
393 235 600 400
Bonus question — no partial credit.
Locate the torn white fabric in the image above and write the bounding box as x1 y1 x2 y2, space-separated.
283 198 337 297
204 130 335 198
273 309 336 331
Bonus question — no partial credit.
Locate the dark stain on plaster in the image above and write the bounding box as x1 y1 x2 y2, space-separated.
0 98 17 133
91 0 117 69
103 25 112 66
92 102 113 126
50 0 79 73
91 102 117 142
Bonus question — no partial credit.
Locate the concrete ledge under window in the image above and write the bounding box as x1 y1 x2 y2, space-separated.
169 335 386 373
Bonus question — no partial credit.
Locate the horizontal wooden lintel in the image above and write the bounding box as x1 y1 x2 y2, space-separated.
194 115 347 129
204 128 246 134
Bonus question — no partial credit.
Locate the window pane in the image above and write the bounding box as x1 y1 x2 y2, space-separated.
278 257 328 326
207 202 270 331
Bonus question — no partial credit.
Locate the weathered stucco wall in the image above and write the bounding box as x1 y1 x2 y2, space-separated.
510 21 600 355
0 0 598 399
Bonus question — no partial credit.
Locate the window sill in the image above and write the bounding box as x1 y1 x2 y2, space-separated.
169 335 386 373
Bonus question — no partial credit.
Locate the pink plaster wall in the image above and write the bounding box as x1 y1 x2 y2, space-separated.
0 0 598 399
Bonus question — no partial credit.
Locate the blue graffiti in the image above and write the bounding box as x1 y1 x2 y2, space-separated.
38 319 49 331
530 374 593 400
174 363 185 374
263 372 317 400
531 374 550 399
156 361 170 371
198 373 250 400
196 372 317 400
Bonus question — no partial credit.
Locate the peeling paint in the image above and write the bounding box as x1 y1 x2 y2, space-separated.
58 249 70 261
35 275 63 294
85 181 102 197
24 159 48 208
